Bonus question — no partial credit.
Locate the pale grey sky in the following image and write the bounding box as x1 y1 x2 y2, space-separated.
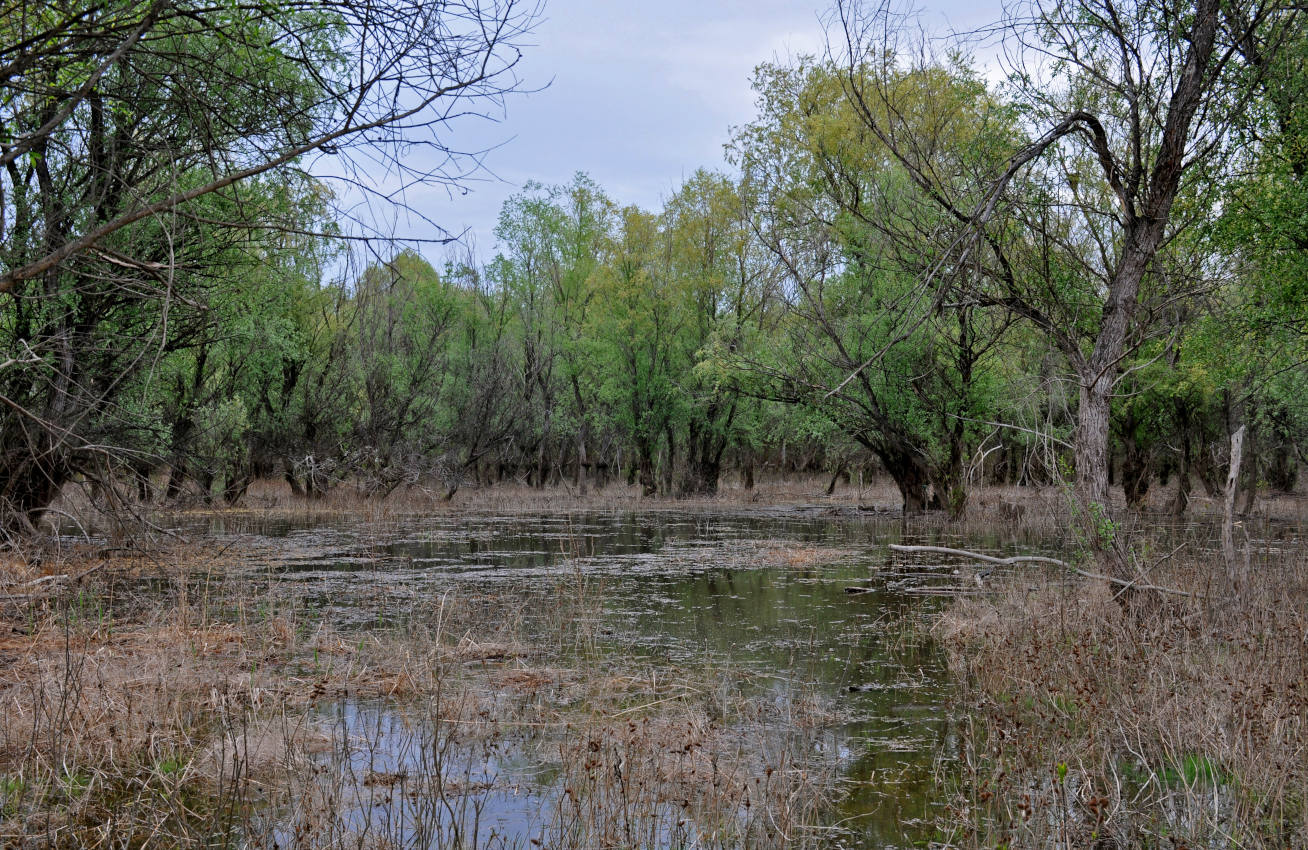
354 1 1005 262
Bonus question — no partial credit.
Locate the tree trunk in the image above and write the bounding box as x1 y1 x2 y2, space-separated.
133 464 154 503
680 422 727 496
1075 373 1114 512
575 432 588 495
1074 373 1131 580
662 425 676 494
637 439 657 498
1169 422 1192 517
1267 439 1297 492
876 441 932 513
1240 443 1258 517
939 416 968 519
223 470 253 506
284 458 306 497
1222 425 1245 581
825 462 847 496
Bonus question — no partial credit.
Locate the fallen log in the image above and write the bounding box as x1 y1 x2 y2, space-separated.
887 544 1196 598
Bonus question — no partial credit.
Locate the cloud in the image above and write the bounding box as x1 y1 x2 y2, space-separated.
331 0 1004 264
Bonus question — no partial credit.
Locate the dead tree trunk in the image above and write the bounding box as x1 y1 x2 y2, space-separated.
1223 425 1245 584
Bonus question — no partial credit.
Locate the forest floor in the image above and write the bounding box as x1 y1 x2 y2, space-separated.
2 475 1306 847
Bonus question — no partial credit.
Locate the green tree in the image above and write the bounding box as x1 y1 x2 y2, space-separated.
0 0 536 533
728 58 1010 512
661 171 777 495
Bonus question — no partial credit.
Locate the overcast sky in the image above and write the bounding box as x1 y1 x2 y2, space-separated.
355 0 1005 263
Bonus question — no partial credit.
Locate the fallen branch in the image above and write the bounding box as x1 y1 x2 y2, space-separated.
1 560 107 596
887 544 1197 598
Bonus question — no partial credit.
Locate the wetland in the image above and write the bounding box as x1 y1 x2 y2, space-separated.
2 488 1305 848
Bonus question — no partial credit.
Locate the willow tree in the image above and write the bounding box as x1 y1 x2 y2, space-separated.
729 58 1012 513
0 0 536 534
660 171 776 496
832 0 1291 531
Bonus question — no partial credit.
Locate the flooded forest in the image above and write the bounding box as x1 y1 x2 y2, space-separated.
1 0 1307 847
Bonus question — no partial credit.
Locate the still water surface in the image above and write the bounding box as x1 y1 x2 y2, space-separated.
196 506 1072 847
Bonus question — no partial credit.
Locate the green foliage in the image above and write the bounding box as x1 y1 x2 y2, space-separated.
2 0 1303 522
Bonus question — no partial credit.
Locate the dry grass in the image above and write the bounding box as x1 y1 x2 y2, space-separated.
0 540 841 848
933 540 1308 848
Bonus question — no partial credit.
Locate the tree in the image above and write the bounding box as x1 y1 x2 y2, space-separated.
592 206 681 496
489 175 613 491
728 58 1011 512
661 171 776 496
0 0 537 533
831 0 1288 536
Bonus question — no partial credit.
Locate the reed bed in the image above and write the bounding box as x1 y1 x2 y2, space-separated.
933 535 1308 848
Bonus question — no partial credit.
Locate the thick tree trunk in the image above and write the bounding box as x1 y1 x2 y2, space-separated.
284 458 306 497
876 441 932 513
680 422 727 496
575 432 588 495
938 417 968 519
1074 374 1130 581
662 425 676 494
681 458 721 496
1075 365 1114 513
637 440 657 498
165 464 186 501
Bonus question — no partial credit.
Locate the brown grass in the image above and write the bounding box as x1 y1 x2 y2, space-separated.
933 540 1308 848
0 539 841 848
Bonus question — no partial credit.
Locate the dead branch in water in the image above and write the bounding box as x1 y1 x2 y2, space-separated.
887 544 1197 598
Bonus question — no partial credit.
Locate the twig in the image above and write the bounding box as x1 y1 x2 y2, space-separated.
887 544 1198 598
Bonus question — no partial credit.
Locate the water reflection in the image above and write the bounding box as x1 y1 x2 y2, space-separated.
183 508 1069 846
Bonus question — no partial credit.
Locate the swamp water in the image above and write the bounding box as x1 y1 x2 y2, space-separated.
196 507 1074 848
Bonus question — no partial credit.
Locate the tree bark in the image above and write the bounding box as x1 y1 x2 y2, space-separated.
1223 425 1245 581
284 458 306 497
875 441 932 513
1074 375 1114 510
